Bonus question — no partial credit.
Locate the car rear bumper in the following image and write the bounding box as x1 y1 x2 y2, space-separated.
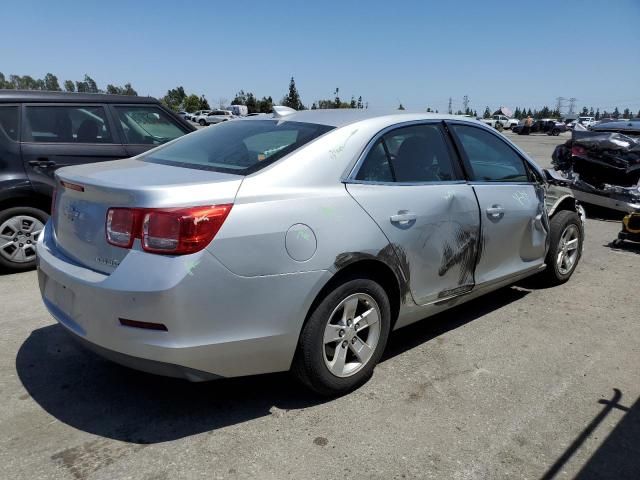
37 222 331 380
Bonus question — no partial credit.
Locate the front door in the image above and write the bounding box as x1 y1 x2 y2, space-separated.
447 122 548 286
21 104 127 196
346 123 481 305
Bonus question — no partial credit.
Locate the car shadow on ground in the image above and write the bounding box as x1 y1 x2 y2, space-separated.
17 286 528 444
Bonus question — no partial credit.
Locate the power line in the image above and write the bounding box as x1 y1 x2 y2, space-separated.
568 97 577 115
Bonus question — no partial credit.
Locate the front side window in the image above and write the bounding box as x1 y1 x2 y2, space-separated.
23 105 112 143
356 124 461 183
451 124 528 182
114 106 186 145
144 119 333 175
0 106 19 141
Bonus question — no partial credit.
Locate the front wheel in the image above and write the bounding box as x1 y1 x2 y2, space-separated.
0 206 48 272
292 278 391 396
537 210 583 286
198 119 206 126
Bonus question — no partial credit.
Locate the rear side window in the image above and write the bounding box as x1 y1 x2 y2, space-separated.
114 106 185 145
451 124 528 182
23 105 112 143
0 106 19 141
144 120 333 175
356 124 461 183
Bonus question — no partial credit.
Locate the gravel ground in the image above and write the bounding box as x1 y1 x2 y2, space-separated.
1 131 638 480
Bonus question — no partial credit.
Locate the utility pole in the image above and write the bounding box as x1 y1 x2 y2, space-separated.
555 96 566 115
568 97 577 115
448 97 453 115
462 95 469 114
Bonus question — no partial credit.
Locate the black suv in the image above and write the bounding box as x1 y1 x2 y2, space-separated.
0 91 195 271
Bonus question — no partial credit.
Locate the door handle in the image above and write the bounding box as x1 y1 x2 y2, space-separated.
390 211 417 224
28 159 57 168
486 205 505 219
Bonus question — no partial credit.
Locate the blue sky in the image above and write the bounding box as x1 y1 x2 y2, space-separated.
2 0 639 114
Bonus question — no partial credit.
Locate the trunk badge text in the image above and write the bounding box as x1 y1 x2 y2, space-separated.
63 204 83 222
96 257 120 267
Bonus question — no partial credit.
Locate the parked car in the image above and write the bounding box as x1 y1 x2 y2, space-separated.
200 110 235 125
228 105 249 116
37 109 584 395
187 110 210 122
568 116 597 130
0 90 195 271
514 119 566 135
177 111 188 118
481 115 519 130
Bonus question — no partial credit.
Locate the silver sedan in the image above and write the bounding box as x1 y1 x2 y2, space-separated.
37 108 584 395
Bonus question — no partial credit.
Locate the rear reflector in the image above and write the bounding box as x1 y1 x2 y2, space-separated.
119 318 168 331
106 204 233 255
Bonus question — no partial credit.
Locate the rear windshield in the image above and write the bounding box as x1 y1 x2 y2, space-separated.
143 119 334 175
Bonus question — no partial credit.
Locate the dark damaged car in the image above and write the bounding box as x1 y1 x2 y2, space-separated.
552 120 640 212
37 110 585 395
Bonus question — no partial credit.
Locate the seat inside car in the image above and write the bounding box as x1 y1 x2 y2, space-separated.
76 119 100 143
393 129 452 182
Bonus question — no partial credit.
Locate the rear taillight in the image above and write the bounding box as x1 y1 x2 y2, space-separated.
106 205 232 255
106 208 137 248
571 145 587 157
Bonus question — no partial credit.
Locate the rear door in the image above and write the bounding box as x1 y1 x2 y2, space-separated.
447 122 548 286
20 103 127 196
346 122 481 305
109 104 191 157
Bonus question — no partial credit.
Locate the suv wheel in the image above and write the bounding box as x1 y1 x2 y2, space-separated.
0 206 48 272
538 210 583 286
198 119 206 126
293 278 391 396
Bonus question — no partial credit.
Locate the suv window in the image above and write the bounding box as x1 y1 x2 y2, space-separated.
356 124 460 183
0 106 19 141
23 105 113 143
114 106 185 145
451 124 528 182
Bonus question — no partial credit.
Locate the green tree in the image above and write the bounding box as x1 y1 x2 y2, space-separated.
581 106 588 115
257 96 273 113
311 102 317 110
623 108 630 119
398 103 405 110
595 108 600 120
613 107 620 119
334 88 341 108
232 90 247 105
161 86 187 111
43 73 61 91
63 80 75 92
0 72 12 89
199 95 210 110
183 94 201 112
357 96 363 109
426 107 432 112
282 76 304 110
483 106 491 118
589 107 595 116
350 96 357 108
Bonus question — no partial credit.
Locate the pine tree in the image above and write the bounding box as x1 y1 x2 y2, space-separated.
283 76 304 110
357 96 363 109
483 106 491 118
398 103 405 110
595 108 600 120
350 96 356 108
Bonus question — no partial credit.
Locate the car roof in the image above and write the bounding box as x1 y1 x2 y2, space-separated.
0 90 160 104
261 108 484 128
591 120 640 133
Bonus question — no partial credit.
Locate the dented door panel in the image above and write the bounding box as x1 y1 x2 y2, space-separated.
346 183 481 305
472 183 547 285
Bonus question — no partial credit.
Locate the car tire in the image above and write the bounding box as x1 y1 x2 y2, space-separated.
292 278 391 396
0 206 49 272
552 128 560 136
199 119 206 126
537 210 583 286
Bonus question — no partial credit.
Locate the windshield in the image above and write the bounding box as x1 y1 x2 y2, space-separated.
143 120 334 175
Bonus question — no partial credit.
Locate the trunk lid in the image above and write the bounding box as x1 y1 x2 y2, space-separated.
52 158 243 274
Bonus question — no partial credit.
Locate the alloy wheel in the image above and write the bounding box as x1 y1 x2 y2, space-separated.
322 293 381 378
556 224 580 275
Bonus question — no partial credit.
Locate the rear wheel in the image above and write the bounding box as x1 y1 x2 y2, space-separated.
0 206 48 272
293 278 391 396
198 119 206 126
537 210 583 286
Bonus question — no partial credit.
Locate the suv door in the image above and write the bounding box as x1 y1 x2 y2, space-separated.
448 123 548 286
110 104 191 157
20 104 127 196
346 122 481 305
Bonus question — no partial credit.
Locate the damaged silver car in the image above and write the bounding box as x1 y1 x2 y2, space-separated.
37 109 585 396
